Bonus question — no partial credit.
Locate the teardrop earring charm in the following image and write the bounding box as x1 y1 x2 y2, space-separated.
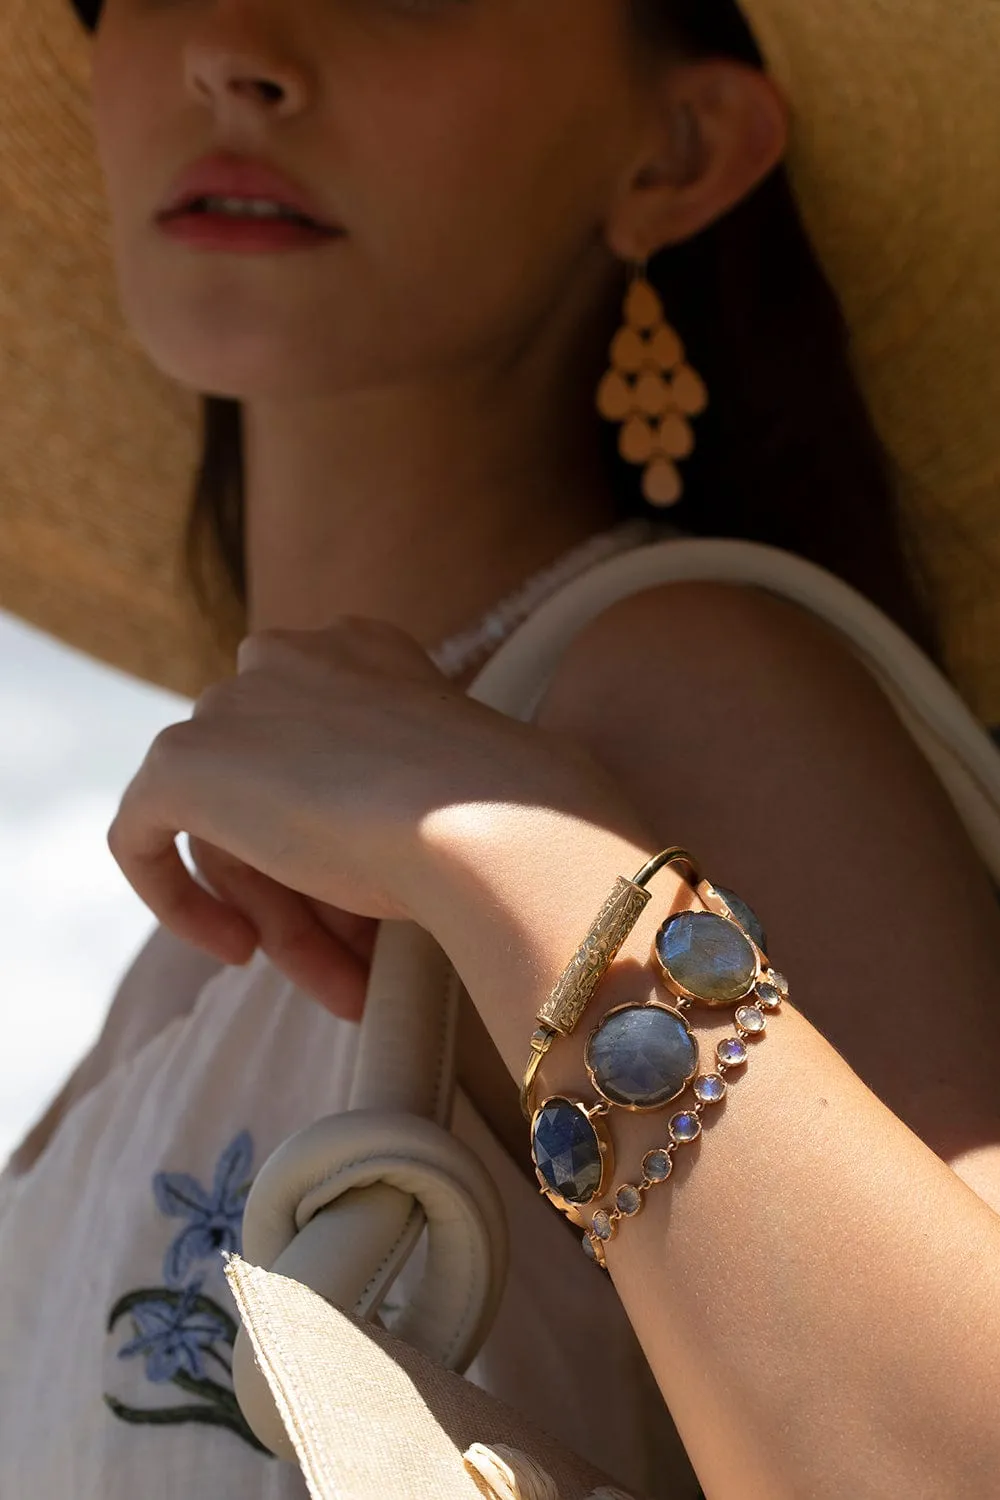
596 262 707 507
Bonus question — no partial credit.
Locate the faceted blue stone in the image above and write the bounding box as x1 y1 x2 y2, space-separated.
715 885 768 955
656 910 757 1003
585 1004 696 1109
531 1097 603 1205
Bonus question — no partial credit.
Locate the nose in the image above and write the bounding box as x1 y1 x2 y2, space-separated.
184 24 310 122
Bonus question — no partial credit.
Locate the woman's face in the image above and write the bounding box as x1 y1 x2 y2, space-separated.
92 0 652 401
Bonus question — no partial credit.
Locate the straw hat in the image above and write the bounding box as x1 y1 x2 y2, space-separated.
1 0 998 717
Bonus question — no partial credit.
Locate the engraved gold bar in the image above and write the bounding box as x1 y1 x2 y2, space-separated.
535 876 652 1036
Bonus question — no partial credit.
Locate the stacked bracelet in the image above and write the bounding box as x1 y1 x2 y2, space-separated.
517 848 699 1120
524 849 789 1268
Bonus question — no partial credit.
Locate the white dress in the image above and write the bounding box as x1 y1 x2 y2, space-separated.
0 925 696 1499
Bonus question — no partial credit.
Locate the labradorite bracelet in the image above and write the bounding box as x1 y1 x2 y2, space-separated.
526 852 789 1268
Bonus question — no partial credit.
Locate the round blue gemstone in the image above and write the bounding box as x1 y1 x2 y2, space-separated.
656 910 757 1003
586 1003 697 1109
531 1097 603 1205
715 885 768 954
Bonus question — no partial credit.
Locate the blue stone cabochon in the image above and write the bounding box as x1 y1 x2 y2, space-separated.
654 908 759 1007
584 1000 698 1111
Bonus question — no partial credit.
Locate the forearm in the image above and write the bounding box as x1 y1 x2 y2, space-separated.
420 808 1000 1500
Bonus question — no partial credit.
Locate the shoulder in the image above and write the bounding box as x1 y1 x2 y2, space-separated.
529 575 971 931
533 578 911 769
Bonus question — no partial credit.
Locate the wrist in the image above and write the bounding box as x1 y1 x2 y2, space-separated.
413 797 688 1078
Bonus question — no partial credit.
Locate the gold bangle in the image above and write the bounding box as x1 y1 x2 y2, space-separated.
518 847 700 1120
519 1027 559 1120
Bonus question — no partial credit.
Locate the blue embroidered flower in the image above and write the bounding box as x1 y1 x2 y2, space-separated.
153 1130 254 1286
116 1281 231 1384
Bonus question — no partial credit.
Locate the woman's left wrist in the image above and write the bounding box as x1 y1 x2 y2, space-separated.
409 796 682 1077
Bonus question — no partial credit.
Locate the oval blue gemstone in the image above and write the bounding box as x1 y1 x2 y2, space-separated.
531 1097 603 1205
656 910 757 1003
715 884 768 955
586 1004 696 1109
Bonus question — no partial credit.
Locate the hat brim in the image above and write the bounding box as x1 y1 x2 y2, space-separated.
1 0 999 711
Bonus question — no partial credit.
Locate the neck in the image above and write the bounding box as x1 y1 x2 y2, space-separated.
243 367 618 652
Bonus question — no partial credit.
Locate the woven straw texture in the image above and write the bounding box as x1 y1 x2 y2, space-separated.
0 0 236 696
744 0 1000 723
0 0 998 712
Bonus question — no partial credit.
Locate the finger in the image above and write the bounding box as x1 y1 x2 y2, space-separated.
107 807 259 966
190 841 368 1021
300 899 380 965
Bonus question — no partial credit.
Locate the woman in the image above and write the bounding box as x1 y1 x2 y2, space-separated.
2 0 1000 1495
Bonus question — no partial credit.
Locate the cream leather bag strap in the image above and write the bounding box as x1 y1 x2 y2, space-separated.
229 535 1000 1495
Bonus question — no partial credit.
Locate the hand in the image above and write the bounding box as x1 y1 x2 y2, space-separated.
105 616 602 1013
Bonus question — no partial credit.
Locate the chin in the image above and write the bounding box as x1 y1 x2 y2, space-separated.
112 250 365 400
133 331 317 401
120 299 353 401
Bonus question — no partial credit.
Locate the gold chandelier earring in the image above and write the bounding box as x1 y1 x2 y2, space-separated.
596 260 708 507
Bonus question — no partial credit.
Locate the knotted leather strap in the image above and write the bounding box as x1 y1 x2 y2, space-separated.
234 1109 510 1455
234 924 510 1458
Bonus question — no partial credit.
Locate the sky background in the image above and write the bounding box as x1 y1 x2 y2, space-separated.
0 608 191 1165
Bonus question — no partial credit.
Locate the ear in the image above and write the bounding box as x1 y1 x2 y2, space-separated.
606 58 788 260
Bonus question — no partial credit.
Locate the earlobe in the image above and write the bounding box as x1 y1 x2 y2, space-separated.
608 60 788 259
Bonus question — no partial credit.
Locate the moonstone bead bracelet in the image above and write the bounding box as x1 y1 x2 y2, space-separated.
525 852 790 1268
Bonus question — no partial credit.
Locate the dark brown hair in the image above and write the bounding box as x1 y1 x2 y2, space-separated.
183 0 938 659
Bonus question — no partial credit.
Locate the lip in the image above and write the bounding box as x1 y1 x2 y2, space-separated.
157 213 340 253
156 150 341 231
